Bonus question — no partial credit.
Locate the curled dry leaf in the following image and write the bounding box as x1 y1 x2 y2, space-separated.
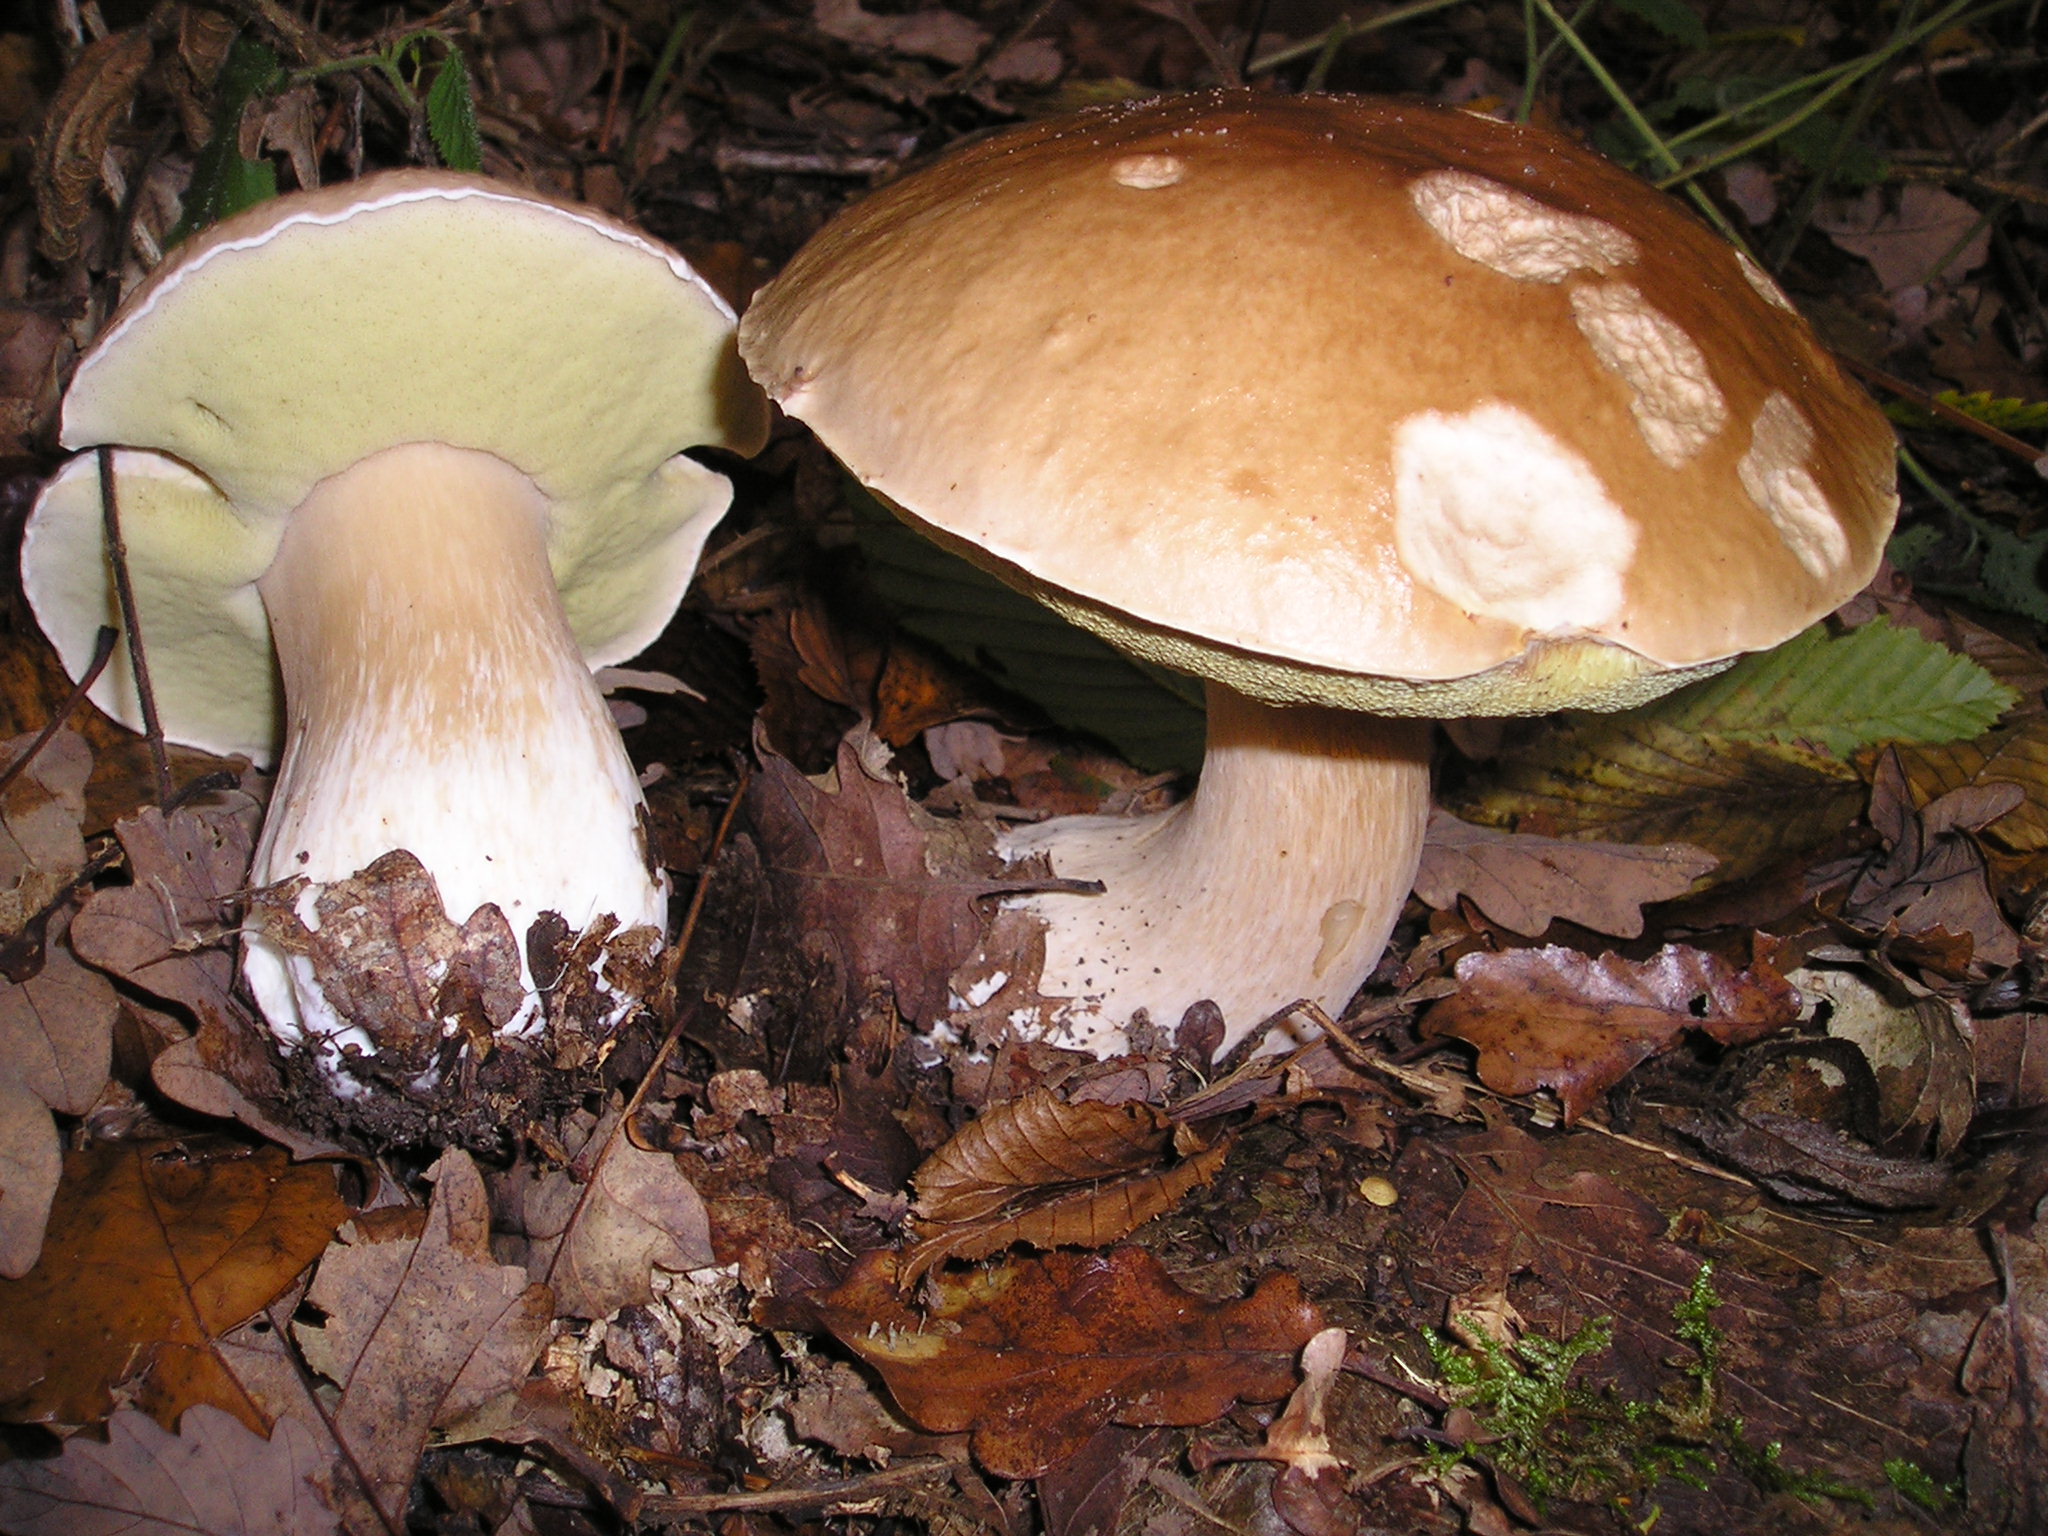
0 1403 340 1536
912 1088 1177 1223
32 26 155 262
1423 942 1800 1122
0 1140 348 1431
1796 965 1975 1157
1412 811 1716 939
490 1102 714 1319
804 1245 1322 1478
295 1150 550 1527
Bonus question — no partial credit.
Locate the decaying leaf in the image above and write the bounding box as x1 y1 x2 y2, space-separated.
1668 1102 1956 1210
0 727 91 940
0 1403 340 1536
1896 714 2048 852
1413 812 1716 938
1960 1230 2048 1531
747 725 1063 1025
0 1140 348 1431
1795 964 1975 1157
490 1101 714 1319
813 0 989 68
295 1150 550 1525
900 1087 1229 1283
805 1245 1322 1477
0 917 118 1276
1424 942 1799 1122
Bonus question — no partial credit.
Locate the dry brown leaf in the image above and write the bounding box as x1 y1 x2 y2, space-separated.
1843 748 2021 970
748 726 1053 1025
490 1102 714 1319
0 727 91 939
0 1071 59 1283
1960 1230 2048 1530
1413 811 1716 938
33 26 154 262
805 1245 1322 1477
295 1150 550 1526
1423 942 1800 1122
912 1089 1174 1223
813 0 989 65
0 915 118 1276
0 1403 340 1535
1796 965 1976 1157
0 1140 348 1431
1895 714 2048 852
1817 184 1991 293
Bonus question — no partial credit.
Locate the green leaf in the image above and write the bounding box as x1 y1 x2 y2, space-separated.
168 35 284 244
847 484 1206 774
1611 0 1707 48
424 48 482 172
1450 619 2013 882
1652 617 2017 756
1886 390 2048 435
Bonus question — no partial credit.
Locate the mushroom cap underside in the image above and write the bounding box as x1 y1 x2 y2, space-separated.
24 170 771 761
739 90 1899 706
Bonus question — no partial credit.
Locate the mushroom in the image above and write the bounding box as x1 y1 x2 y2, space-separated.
24 171 769 1083
738 91 1898 1058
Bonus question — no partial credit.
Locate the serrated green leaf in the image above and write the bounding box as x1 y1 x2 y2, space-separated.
1656 617 2016 755
424 48 482 171
1612 0 1708 48
1450 619 2013 883
168 35 284 244
847 485 1206 774
1972 522 2048 625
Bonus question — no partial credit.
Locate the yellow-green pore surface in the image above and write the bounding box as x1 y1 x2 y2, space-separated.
739 91 1900 715
25 171 768 761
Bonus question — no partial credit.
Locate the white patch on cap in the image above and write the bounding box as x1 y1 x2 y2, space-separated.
1111 154 1186 189
1409 170 1638 282
1739 392 1847 577
1735 251 1796 313
1568 281 1727 467
1394 403 1637 630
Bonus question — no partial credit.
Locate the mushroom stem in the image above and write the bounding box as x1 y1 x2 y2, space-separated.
998 681 1432 1056
243 441 663 1062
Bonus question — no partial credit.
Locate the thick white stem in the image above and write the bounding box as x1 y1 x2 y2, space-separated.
242 442 664 1067
998 682 1431 1057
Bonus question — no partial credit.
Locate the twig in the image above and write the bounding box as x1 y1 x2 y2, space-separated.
0 625 116 800
633 1455 959 1516
711 145 899 177
1839 354 2048 477
97 447 173 808
1157 0 1242 87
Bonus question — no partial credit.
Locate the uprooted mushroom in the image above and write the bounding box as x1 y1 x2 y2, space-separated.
739 90 1898 1059
25 171 768 1103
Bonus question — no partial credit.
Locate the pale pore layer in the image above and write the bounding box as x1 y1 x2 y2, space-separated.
245 442 665 1072
998 683 1432 1057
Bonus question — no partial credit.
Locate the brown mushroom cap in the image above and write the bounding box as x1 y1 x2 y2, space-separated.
740 91 1898 716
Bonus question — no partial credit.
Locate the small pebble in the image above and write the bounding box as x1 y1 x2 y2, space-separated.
1357 1176 1398 1207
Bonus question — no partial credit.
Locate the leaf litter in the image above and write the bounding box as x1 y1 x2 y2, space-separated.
6 0 2048 1528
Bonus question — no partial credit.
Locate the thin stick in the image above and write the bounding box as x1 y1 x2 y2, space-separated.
97 447 173 807
0 625 117 800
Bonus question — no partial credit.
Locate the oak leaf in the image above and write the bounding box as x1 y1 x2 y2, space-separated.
1423 943 1799 1122
0 727 91 940
1412 812 1715 938
805 1245 1322 1477
294 1149 550 1526
0 1140 348 1430
0 1404 340 1535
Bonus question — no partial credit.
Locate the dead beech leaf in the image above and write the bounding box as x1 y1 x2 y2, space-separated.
1424 943 1800 1122
0 727 91 939
295 1150 550 1526
1960 1231 2048 1531
0 1140 348 1431
490 1102 713 1319
0 1072 58 1283
806 1245 1322 1478
748 726 1054 1025
33 26 155 262
1412 812 1715 938
903 1140 1228 1286
0 1403 340 1536
1895 716 2048 852
912 1089 1175 1223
